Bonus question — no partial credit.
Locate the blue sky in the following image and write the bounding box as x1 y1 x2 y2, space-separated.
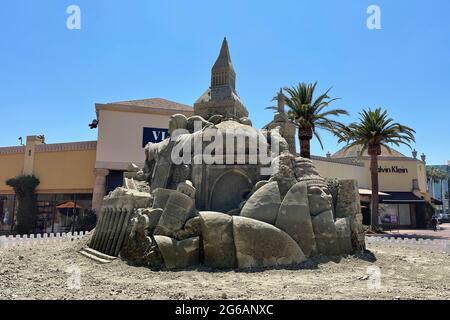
0 0 449 164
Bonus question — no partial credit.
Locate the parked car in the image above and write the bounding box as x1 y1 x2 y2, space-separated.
438 213 450 223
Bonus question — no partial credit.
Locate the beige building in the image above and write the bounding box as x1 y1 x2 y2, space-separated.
313 145 429 228
0 98 193 233
0 136 96 233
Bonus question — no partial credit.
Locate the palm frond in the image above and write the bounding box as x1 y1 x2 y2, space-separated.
339 107 416 156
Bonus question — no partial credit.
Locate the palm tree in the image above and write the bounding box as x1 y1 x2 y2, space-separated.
426 167 439 199
281 82 349 158
436 169 448 213
337 108 416 231
427 167 442 199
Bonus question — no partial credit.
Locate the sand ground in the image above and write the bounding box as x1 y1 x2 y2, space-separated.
1 235 449 300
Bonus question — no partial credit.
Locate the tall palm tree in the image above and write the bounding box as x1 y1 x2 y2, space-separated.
436 169 448 213
337 108 416 230
427 167 441 199
427 167 439 199
282 82 349 158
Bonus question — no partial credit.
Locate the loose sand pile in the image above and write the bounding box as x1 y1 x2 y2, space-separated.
1 236 449 300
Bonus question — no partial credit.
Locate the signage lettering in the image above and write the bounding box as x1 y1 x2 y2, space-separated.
378 166 408 174
142 127 169 147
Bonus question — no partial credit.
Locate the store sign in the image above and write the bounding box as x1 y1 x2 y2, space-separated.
142 127 169 147
378 166 409 174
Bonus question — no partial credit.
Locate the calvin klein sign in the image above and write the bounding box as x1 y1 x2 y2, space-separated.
142 127 169 147
378 166 409 174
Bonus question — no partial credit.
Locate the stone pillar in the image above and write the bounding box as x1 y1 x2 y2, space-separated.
92 168 109 216
23 135 45 175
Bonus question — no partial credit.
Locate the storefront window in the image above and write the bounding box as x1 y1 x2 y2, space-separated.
380 203 412 226
0 195 16 232
36 193 93 234
1 193 93 235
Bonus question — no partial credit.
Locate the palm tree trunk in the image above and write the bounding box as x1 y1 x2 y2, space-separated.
298 128 313 159
300 138 311 158
370 154 380 229
432 178 435 199
368 144 381 231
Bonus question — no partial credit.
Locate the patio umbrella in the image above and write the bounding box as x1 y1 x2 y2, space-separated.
56 201 82 216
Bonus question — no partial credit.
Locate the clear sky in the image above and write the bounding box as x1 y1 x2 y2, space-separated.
1 0 449 164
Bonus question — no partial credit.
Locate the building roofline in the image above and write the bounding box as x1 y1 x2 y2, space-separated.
35 141 97 153
95 98 194 118
310 155 365 167
333 155 424 163
0 146 25 155
0 140 97 155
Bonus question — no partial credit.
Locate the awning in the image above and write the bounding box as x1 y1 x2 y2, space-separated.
56 201 82 209
358 188 390 196
380 192 425 204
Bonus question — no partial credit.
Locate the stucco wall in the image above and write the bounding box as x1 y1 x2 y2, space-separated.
313 159 369 189
33 149 96 193
416 161 427 192
96 110 173 170
362 158 426 193
364 159 416 192
0 153 25 193
314 156 427 194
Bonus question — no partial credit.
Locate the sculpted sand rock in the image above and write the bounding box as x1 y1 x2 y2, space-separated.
232 216 306 268
335 180 360 219
154 235 200 269
240 181 281 225
154 191 194 237
312 210 340 256
199 212 236 269
275 182 317 257
335 217 353 254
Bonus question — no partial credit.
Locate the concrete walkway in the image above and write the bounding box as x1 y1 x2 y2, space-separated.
381 223 450 240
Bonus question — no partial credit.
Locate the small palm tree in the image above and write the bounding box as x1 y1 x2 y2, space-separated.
281 82 349 158
337 108 416 231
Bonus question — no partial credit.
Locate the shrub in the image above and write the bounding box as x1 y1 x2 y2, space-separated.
6 175 40 234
